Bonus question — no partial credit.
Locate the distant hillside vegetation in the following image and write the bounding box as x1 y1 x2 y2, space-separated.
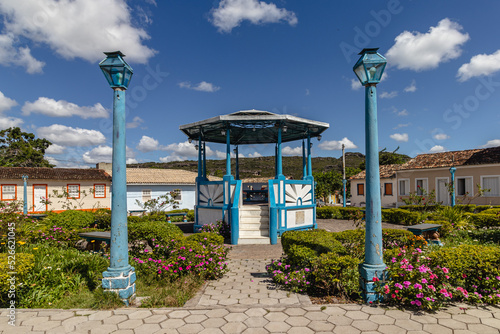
127 153 368 180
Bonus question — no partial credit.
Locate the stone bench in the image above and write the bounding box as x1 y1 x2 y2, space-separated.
406 223 443 245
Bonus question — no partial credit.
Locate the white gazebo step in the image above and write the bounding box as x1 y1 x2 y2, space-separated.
241 211 269 218
238 237 271 245
239 229 270 237
240 217 269 224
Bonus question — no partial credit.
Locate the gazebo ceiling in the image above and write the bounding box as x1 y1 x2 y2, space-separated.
179 109 330 145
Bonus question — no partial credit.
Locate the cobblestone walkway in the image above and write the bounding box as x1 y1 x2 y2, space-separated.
185 259 311 308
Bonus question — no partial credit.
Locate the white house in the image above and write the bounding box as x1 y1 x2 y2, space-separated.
98 163 221 212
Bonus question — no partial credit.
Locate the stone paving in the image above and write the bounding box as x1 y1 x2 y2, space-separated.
185 259 311 308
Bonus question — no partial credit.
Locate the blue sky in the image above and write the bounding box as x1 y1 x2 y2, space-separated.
0 0 499 168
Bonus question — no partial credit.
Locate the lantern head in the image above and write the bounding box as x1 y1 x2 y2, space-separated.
353 48 386 86
99 51 133 89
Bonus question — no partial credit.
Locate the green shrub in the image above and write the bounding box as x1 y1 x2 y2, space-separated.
454 204 476 213
127 216 143 224
311 253 360 298
467 229 500 244
399 204 442 212
382 229 425 249
338 207 362 220
382 208 420 225
93 209 111 229
316 206 339 219
482 208 500 215
467 213 500 228
429 244 500 297
333 229 364 258
282 230 345 257
475 205 495 213
46 210 95 229
186 232 224 246
128 220 184 250
0 253 34 294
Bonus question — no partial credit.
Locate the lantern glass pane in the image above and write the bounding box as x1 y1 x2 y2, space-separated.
354 64 367 84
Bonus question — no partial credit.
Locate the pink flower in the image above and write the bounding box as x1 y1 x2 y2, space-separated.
414 283 423 290
403 281 411 288
416 293 424 298
421 278 428 284
442 267 449 274
373 277 380 282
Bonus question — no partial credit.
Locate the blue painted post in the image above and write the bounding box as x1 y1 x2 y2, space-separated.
270 206 277 245
277 127 283 178
302 140 307 180
305 134 313 181
235 146 239 180
202 141 207 179
197 136 202 178
225 128 231 176
22 175 28 215
343 179 347 208
450 167 456 207
359 83 386 302
101 87 136 305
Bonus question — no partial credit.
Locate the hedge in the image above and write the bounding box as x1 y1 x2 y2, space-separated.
466 213 500 228
381 208 420 225
316 206 362 220
399 205 443 212
0 253 34 294
128 220 184 249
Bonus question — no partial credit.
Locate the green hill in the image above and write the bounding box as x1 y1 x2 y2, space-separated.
127 152 367 180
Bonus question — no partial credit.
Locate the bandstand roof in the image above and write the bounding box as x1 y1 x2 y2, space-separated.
179 110 329 144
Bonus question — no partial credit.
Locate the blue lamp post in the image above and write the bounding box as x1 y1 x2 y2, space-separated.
99 51 136 305
353 48 387 302
450 167 456 207
21 175 28 215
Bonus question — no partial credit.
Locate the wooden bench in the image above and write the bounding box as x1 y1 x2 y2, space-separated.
78 231 111 251
406 223 443 245
166 212 188 223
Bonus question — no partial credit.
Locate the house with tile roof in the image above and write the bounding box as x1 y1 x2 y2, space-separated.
350 146 500 207
0 167 111 212
98 163 222 212
350 164 402 208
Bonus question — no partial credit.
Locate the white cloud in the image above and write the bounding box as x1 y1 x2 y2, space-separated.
390 133 409 142
0 91 18 112
82 145 136 164
393 123 410 129
22 97 108 119
247 152 262 158
404 80 417 93
0 115 23 129
429 145 445 153
209 0 298 33
482 139 500 148
179 81 220 92
126 116 144 129
0 0 156 73
457 50 500 82
136 135 160 152
0 34 45 73
392 107 409 116
433 133 449 140
318 137 357 150
350 78 362 90
282 146 302 156
45 143 66 154
386 18 469 71
37 124 106 146
380 91 398 99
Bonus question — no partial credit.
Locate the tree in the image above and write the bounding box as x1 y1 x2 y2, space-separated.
0 127 54 167
314 167 361 201
359 147 410 170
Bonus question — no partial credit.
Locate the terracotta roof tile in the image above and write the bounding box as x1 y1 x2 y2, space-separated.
0 167 111 180
104 168 222 184
350 164 402 180
401 146 500 170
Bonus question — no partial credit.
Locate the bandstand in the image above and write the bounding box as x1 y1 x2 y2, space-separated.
180 110 329 245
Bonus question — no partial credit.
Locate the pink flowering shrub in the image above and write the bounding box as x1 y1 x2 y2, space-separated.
133 237 229 281
376 247 453 309
199 220 231 240
266 260 311 293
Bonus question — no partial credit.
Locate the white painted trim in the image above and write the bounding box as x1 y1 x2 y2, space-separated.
480 175 500 197
455 176 474 197
400 163 500 173
398 178 410 196
415 178 428 195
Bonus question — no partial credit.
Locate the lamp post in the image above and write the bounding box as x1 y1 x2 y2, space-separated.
450 167 456 207
99 51 136 306
353 48 387 303
21 175 28 215
342 143 346 207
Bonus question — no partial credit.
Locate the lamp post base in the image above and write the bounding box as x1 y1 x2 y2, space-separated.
359 262 386 303
102 266 136 306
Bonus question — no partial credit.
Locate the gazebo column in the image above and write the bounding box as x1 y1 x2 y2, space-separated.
306 134 313 181
197 136 202 178
302 140 307 180
277 127 284 178
235 145 239 180
223 126 237 244
202 141 207 179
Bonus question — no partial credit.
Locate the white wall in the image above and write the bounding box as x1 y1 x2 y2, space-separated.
126 184 196 211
